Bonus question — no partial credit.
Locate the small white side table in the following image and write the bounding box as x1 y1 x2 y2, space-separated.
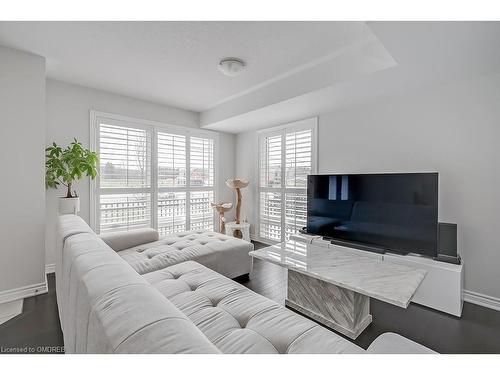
225 221 251 242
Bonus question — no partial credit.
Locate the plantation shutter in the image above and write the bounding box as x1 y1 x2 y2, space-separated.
94 113 217 235
259 133 283 240
258 119 316 242
285 129 312 188
98 124 152 233
157 131 187 235
259 191 283 241
189 137 215 231
157 132 186 188
284 129 312 238
260 134 282 188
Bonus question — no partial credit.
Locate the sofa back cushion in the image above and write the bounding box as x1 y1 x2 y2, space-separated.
55 214 95 311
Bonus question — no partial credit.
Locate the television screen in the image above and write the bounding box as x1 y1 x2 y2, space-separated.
307 173 438 257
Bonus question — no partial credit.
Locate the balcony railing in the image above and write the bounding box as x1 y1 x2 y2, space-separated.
100 195 214 234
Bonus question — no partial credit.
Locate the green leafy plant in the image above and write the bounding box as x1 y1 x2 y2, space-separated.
45 139 99 198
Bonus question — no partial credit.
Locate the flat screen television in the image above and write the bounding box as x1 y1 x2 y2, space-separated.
307 173 438 257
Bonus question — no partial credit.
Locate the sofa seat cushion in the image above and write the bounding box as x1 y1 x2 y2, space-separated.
118 230 253 279
144 261 364 354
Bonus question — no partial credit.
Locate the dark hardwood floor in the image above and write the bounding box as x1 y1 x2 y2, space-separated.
0 273 63 353
1 240 500 354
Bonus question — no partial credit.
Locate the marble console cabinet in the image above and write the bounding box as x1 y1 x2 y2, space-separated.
290 234 464 317
250 240 426 339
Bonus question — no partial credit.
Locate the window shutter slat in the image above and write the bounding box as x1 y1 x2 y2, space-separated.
100 193 151 233
285 129 312 188
99 124 151 189
190 191 214 231
260 134 282 188
285 192 307 240
190 137 214 187
158 132 186 188
158 192 187 235
259 192 282 241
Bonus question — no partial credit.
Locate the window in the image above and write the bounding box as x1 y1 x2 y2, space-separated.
91 112 217 235
258 118 317 242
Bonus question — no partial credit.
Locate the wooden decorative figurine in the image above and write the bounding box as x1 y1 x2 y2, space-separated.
211 202 233 234
225 179 249 238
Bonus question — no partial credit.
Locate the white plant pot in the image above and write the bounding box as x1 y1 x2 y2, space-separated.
59 197 80 215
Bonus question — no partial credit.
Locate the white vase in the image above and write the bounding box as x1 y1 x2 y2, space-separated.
59 197 80 215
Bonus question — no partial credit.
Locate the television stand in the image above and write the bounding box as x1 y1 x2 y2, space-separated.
249 240 426 339
290 233 464 317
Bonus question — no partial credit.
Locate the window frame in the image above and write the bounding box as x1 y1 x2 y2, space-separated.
256 117 318 244
90 110 219 234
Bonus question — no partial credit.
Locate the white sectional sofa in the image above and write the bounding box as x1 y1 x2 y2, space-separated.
55 214 434 354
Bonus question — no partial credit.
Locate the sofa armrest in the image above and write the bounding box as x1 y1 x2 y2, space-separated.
100 228 159 252
367 332 436 354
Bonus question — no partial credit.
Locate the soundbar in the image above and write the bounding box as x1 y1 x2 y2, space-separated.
434 254 462 265
329 239 387 254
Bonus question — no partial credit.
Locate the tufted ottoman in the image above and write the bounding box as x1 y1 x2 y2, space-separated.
144 261 364 354
117 230 253 279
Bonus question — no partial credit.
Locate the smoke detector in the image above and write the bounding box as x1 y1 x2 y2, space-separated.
218 57 246 77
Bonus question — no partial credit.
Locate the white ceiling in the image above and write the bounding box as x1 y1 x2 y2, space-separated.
201 21 500 132
0 21 371 112
1 21 499 133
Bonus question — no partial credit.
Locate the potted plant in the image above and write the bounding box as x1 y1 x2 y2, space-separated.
45 139 99 214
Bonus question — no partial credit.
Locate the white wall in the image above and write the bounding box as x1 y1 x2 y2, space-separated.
236 72 500 301
45 80 235 266
217 131 238 205
235 131 258 232
0 46 46 294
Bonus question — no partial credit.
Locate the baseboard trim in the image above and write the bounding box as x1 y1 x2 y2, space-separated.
464 290 500 312
0 279 48 305
45 263 55 274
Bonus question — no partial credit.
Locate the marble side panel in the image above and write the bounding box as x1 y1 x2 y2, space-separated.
287 270 370 331
285 300 372 340
353 292 370 327
286 271 371 338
